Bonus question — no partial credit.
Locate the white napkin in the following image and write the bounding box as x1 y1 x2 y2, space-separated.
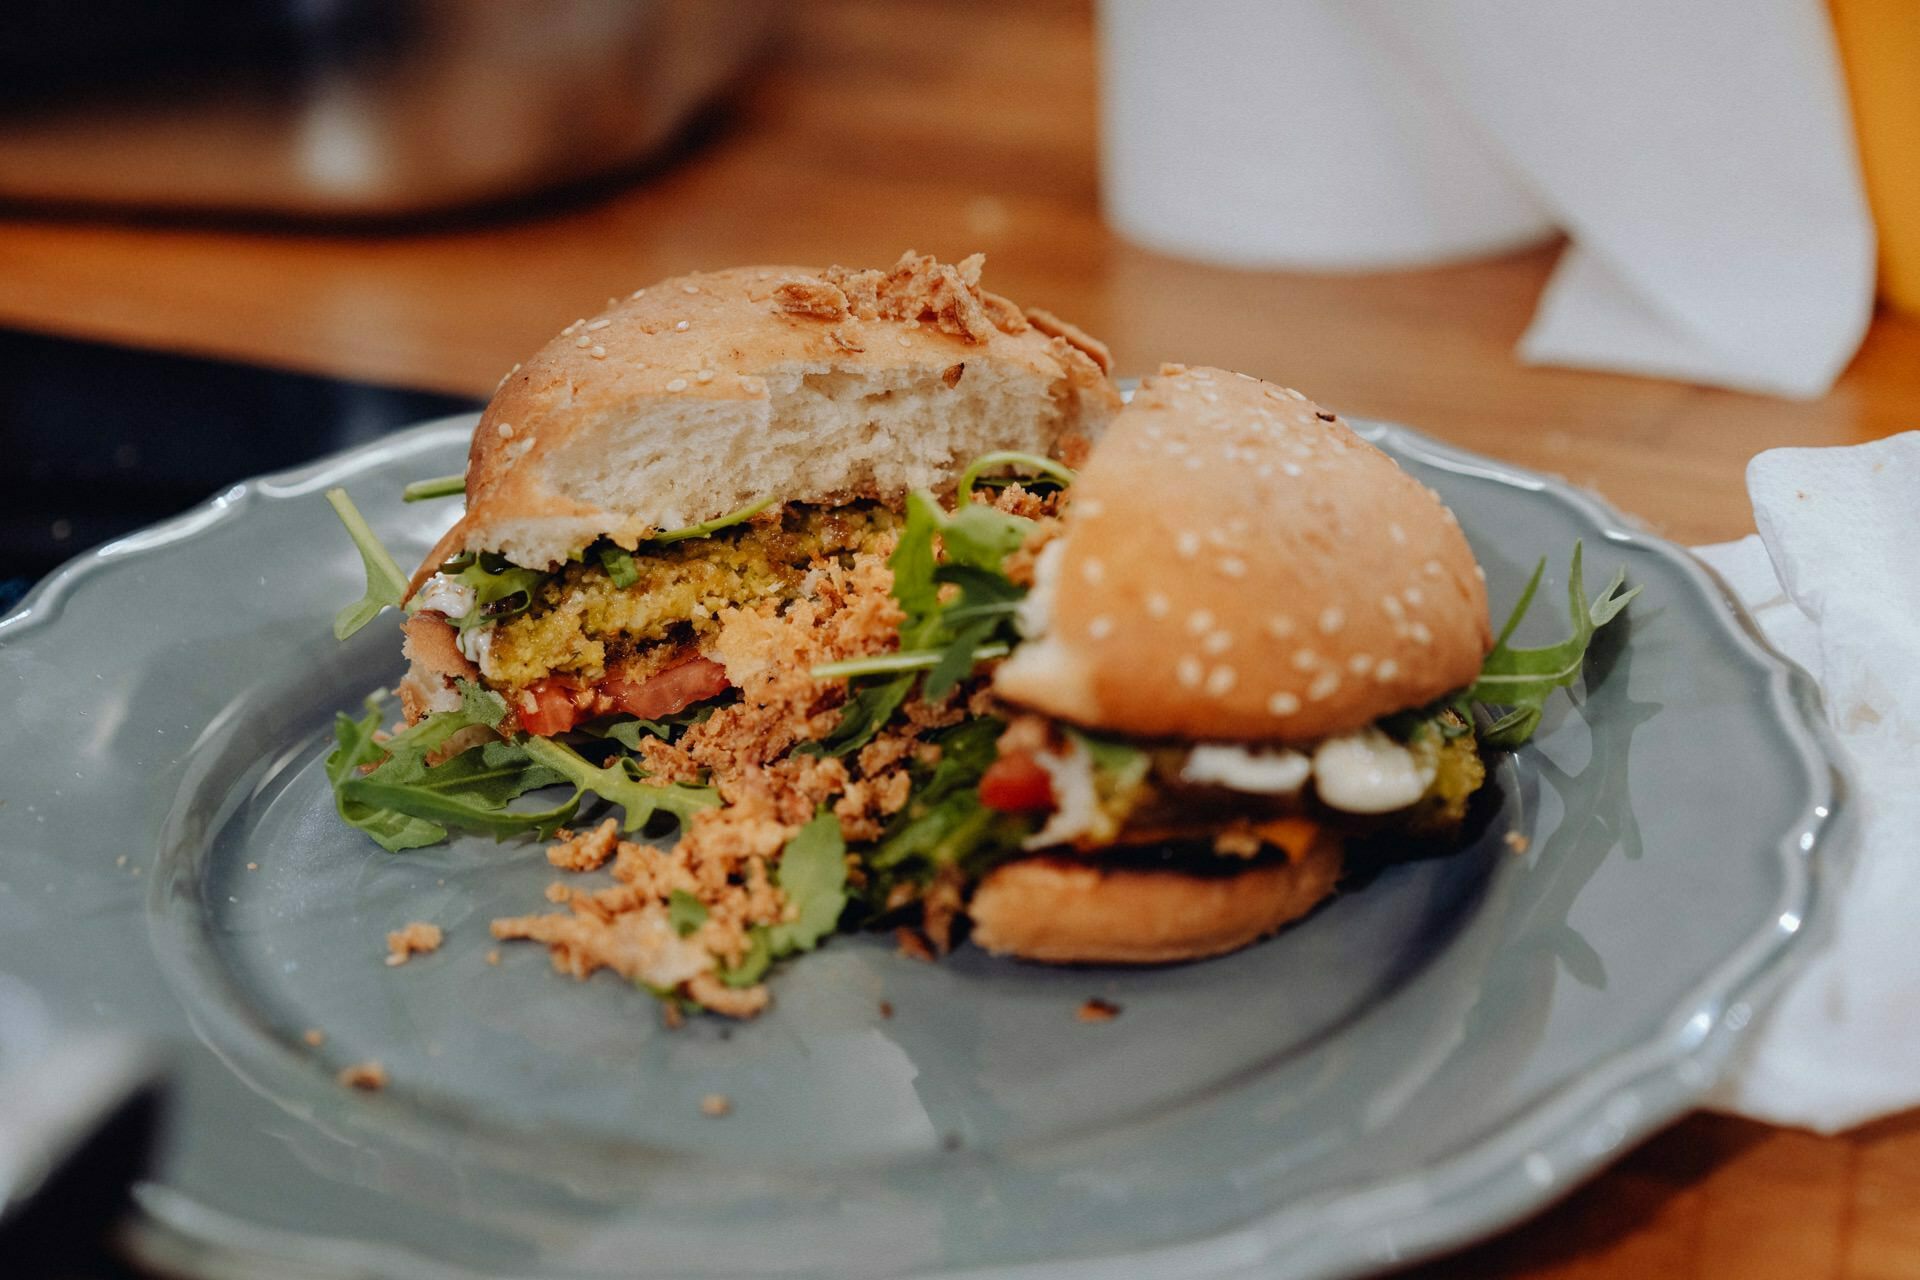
1692 431 1920 1133
1097 0 1876 398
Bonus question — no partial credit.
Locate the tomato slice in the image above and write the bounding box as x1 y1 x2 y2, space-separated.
979 751 1055 812
517 678 584 737
602 656 731 722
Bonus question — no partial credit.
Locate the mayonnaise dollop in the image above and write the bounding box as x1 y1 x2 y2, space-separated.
1180 744 1312 794
1310 727 1436 814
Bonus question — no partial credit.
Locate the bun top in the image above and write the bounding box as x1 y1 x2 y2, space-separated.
992 365 1491 743
423 252 1118 575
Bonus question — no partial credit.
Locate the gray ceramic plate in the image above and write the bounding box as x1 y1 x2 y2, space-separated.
0 414 1843 1280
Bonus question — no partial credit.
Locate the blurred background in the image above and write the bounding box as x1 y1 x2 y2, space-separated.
3 3 1920 1272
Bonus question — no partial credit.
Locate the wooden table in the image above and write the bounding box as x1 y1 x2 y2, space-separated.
3 2 1915 1275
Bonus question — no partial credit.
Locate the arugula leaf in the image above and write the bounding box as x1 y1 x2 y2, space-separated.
402 474 465 503
888 491 944 619
435 553 550 631
597 543 639 588
325 489 410 641
796 675 916 757
719 928 773 987
648 493 781 546
956 451 1075 505
859 718 1032 912
584 703 718 750
939 503 1034 571
1468 542 1640 749
715 814 850 986
328 690 570 852
767 814 849 954
520 737 721 833
668 889 709 938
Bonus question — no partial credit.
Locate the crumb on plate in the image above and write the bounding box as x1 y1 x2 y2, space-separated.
386 921 444 966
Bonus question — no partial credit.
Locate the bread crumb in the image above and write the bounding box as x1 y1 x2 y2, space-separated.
662 1000 685 1031
878 1000 894 1020
700 1092 732 1117
246 861 259 871
1504 831 1531 855
385 921 443 966
302 1028 327 1048
547 817 619 871
1078 998 1121 1023
895 928 936 963
485 949 502 966
337 1061 387 1090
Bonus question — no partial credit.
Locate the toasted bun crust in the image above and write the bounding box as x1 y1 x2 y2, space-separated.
967 831 1343 964
425 253 1118 574
993 365 1491 742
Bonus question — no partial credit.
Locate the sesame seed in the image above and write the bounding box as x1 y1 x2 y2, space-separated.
898 335 912 347
1424 559 1445 577
1382 596 1405 619
1268 692 1301 716
1319 606 1344 634
1292 648 1318 671
496 422 513 438
1176 531 1202 559
1410 622 1433 645
1078 499 1105 518
1186 609 1214 636
674 320 690 332
1081 558 1106 585
1390 523 1408 545
1205 665 1237 696
630 288 647 298
1375 659 1400 681
682 284 700 295
1165 440 1189 456
1474 565 1487 581
1265 614 1295 638
1256 464 1275 479
1184 455 1204 470
1088 615 1114 640
1283 462 1303 477
1201 390 1219 403
1218 556 1247 578
1176 657 1204 688
1348 654 1374 675
574 336 593 348
1202 630 1233 655
585 318 611 331
590 345 607 359
666 378 689 392
1308 671 1340 701
1403 587 1424 605
1146 592 1171 618
696 369 715 383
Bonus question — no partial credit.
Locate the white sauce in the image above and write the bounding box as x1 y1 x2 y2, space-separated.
412 572 475 619
1015 540 1065 641
1023 739 1103 850
1310 727 1436 814
457 625 494 671
1180 744 1311 794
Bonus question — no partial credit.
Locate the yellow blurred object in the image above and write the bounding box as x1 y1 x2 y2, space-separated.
1831 0 1920 313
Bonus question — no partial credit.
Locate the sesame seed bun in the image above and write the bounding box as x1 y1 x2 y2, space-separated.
967 828 1343 964
419 252 1118 576
992 365 1491 743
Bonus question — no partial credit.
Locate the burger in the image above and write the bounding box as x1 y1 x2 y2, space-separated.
965 363 1495 963
325 263 1630 1017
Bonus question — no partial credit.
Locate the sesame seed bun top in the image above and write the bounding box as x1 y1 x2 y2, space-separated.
416 252 1117 577
992 364 1491 743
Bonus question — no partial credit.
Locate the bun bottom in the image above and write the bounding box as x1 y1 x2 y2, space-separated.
967 833 1343 965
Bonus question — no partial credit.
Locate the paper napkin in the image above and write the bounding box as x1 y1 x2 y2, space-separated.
1693 431 1920 1133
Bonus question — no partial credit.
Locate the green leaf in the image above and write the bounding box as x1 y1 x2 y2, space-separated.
326 489 410 640
767 814 849 954
938 503 1034 572
797 674 916 757
458 680 509 730
327 699 446 851
521 737 721 832
435 553 550 632
668 889 709 937
718 928 772 987
402 474 465 503
597 543 639 588
584 703 718 750
1467 542 1641 749
647 493 781 546
859 718 1030 907
888 491 944 619
341 741 576 839
955 451 1075 506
